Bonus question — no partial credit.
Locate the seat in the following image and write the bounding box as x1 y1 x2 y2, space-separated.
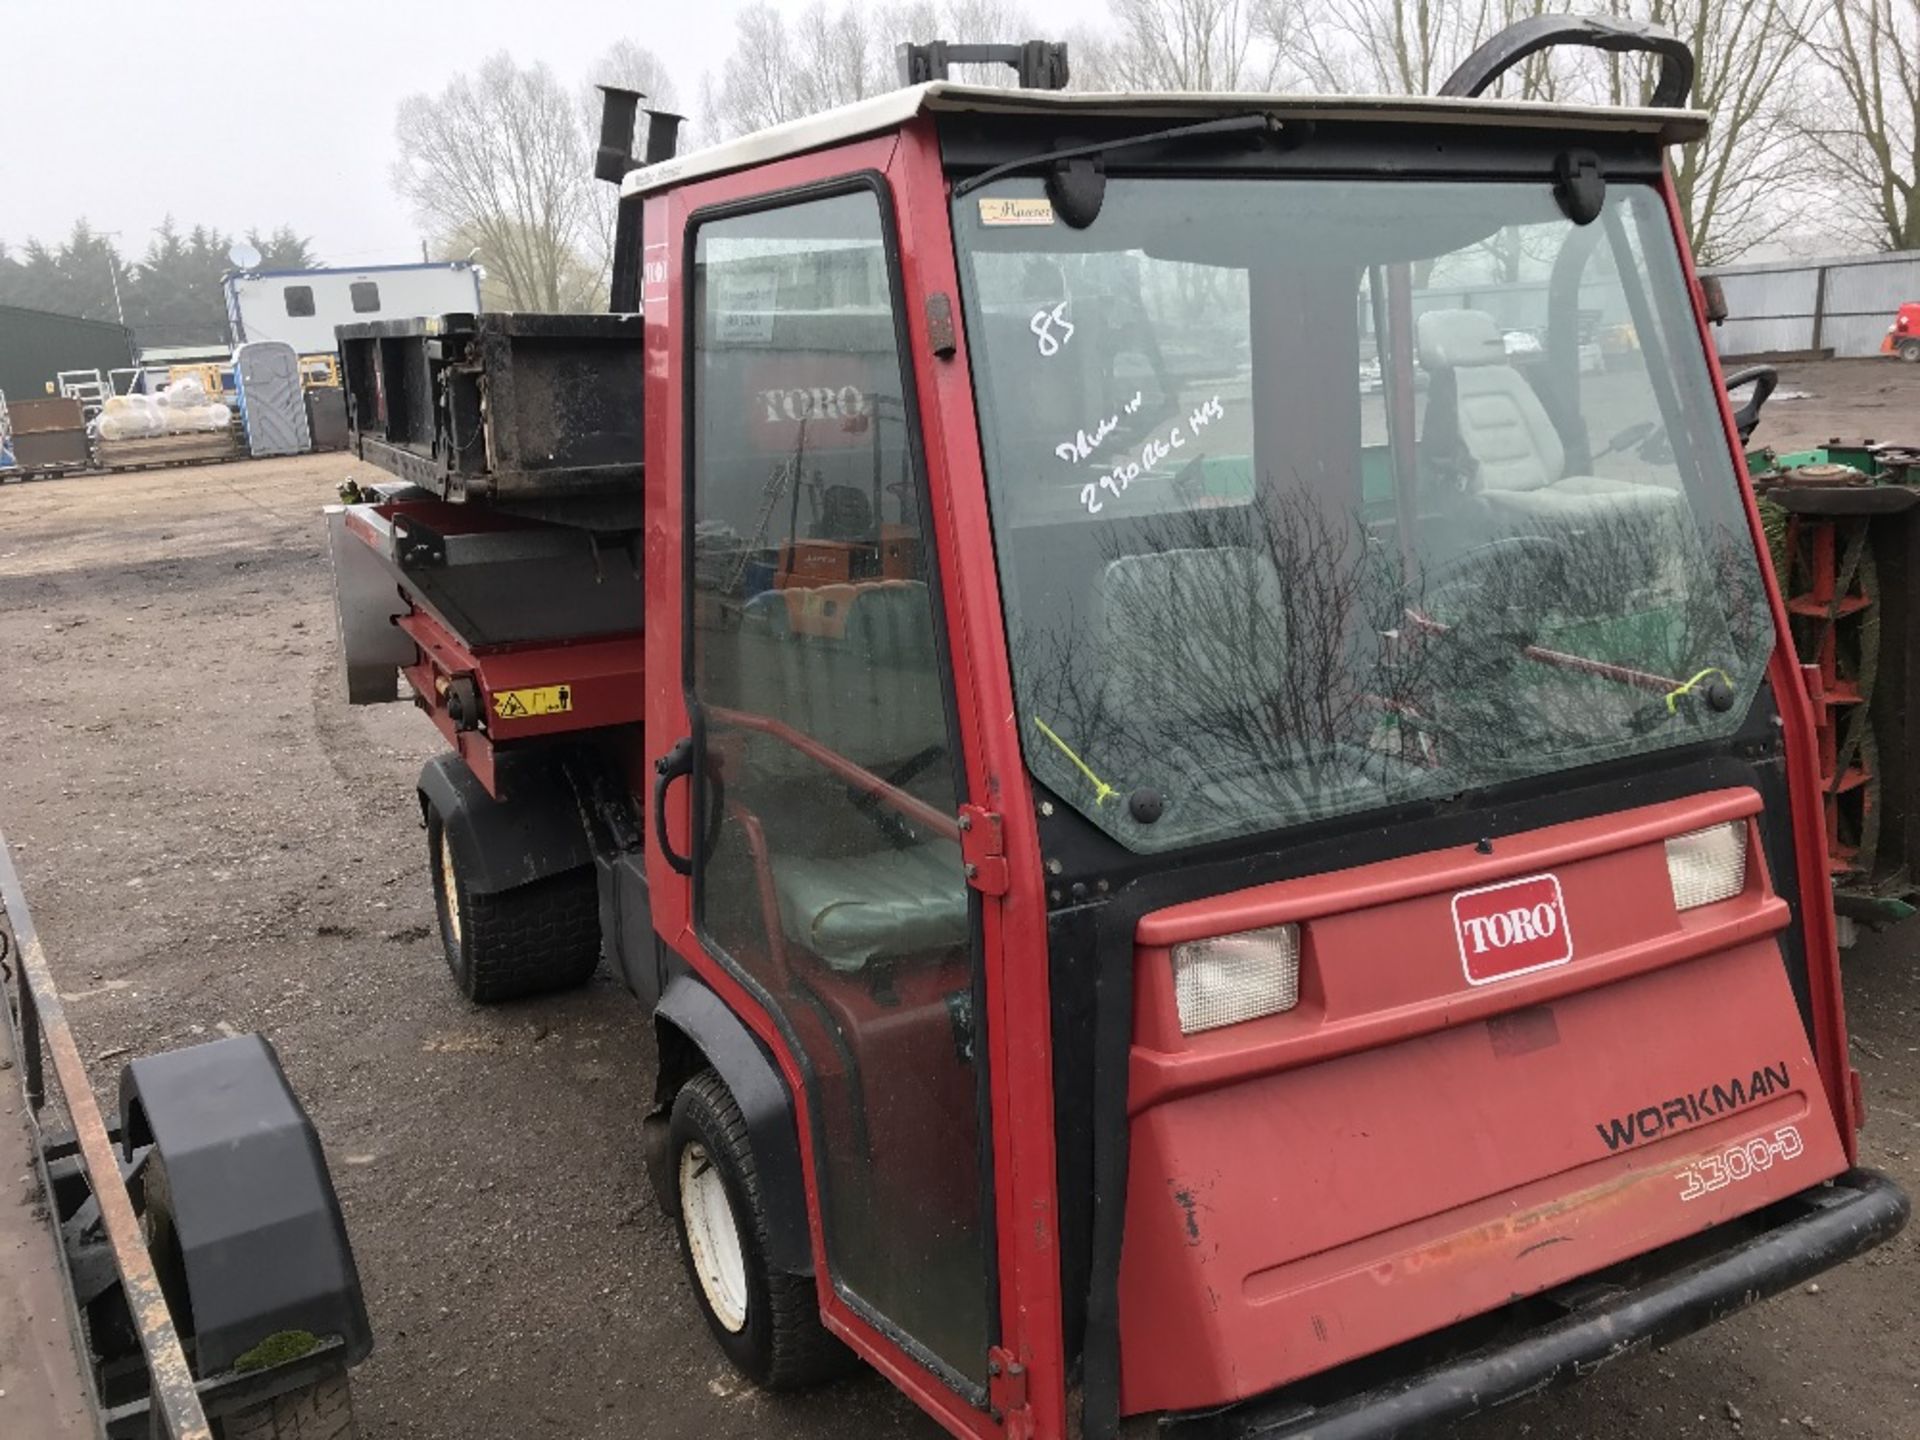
772 841 970 972
1415 309 1673 525
736 579 964 972
1096 546 1289 769
738 579 949 776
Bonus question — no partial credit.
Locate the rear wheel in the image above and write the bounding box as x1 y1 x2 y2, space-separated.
669 1069 851 1389
216 1371 358 1440
425 808 600 1003
1899 338 1920 363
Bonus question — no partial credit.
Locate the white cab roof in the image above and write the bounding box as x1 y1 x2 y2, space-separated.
623 82 1707 198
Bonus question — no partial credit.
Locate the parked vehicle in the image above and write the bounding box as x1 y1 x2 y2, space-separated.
326 17 1907 1440
1883 301 1920 361
224 262 481 355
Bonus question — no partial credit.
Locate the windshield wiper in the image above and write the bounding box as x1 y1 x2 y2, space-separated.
1406 609 1735 712
953 112 1299 227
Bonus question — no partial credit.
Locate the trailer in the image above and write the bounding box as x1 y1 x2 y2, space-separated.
327 18 1907 1440
224 262 482 356
1 836 371 1439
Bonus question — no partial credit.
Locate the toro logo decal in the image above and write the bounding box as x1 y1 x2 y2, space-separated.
746 359 877 453
1451 873 1573 986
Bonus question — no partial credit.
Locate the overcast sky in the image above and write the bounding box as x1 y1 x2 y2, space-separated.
0 0 1108 266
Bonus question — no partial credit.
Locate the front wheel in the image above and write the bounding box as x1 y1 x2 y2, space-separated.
668 1070 852 1390
1899 338 1920 363
425 808 600 1003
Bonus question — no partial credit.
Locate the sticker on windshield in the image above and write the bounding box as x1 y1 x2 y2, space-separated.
1077 394 1226 514
1452 872 1573 985
1030 300 1075 356
979 196 1056 227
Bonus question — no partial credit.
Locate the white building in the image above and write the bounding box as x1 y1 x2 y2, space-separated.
224 262 482 354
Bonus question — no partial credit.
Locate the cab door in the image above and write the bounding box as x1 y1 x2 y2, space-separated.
642 145 1003 1423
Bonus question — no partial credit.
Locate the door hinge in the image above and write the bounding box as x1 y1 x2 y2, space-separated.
958 805 1009 895
987 1346 1030 1429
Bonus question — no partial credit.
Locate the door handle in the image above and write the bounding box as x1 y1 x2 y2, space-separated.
654 737 696 875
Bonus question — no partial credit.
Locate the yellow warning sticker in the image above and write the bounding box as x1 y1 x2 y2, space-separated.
492 685 573 719
978 196 1055 227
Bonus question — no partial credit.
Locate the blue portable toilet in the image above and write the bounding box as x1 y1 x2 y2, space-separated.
233 341 310 457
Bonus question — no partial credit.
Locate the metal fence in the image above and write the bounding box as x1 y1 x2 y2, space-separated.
1702 250 1920 359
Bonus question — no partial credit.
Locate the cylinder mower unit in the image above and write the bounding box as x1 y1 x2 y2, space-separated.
1750 442 1920 931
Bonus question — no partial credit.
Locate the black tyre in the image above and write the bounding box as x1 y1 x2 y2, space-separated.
669 1070 851 1389
217 1370 358 1440
426 808 600 1003
1900 338 1920 363
142 1135 360 1440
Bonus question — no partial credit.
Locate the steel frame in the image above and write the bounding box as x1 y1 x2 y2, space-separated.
2 837 354 1438
1 831 211 1440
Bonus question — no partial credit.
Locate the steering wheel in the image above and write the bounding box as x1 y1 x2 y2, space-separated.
1604 419 1674 466
1722 365 1778 444
1420 532 1569 629
848 742 949 848
1430 532 1567 583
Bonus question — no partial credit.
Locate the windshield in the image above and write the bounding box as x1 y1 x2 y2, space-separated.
953 176 1774 852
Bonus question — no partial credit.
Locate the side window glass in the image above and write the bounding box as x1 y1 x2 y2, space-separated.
688 189 991 1387
283 285 315 318
349 281 381 313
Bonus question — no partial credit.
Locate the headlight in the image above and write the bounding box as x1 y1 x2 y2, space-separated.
1666 821 1746 910
1172 924 1301 1034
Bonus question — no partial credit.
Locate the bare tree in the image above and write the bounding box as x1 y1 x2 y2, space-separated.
1589 1 1812 265
707 2 876 137
705 0 1037 139
393 54 601 311
1283 0 1809 263
1073 0 1306 91
1797 0 1920 250
591 39 682 119
1290 0 1503 95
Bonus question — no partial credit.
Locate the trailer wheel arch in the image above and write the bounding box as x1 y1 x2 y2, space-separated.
117 1035 373 1378
646 974 813 1277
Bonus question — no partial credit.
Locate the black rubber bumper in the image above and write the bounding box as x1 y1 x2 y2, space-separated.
1164 1169 1909 1440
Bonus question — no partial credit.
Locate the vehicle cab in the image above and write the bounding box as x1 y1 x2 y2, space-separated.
603 21 1914 1440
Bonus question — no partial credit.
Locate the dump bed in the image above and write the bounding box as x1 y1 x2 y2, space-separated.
337 312 645 511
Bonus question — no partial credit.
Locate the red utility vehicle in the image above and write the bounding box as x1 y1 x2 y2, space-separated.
1884 301 1920 361
326 17 1906 1439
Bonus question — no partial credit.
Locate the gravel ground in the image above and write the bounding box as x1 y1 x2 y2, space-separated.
1 363 1916 1439
1741 356 1920 455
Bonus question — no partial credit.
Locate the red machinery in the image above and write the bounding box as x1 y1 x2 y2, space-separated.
1882 301 1920 361
327 16 1906 1440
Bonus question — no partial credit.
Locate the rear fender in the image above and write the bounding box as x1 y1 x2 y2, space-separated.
118 1034 372 1375
646 973 812 1275
419 751 593 894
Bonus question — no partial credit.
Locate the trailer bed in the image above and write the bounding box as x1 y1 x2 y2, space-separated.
337 312 644 519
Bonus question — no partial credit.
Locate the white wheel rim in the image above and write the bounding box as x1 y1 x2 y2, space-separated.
436 829 462 945
679 1141 749 1333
